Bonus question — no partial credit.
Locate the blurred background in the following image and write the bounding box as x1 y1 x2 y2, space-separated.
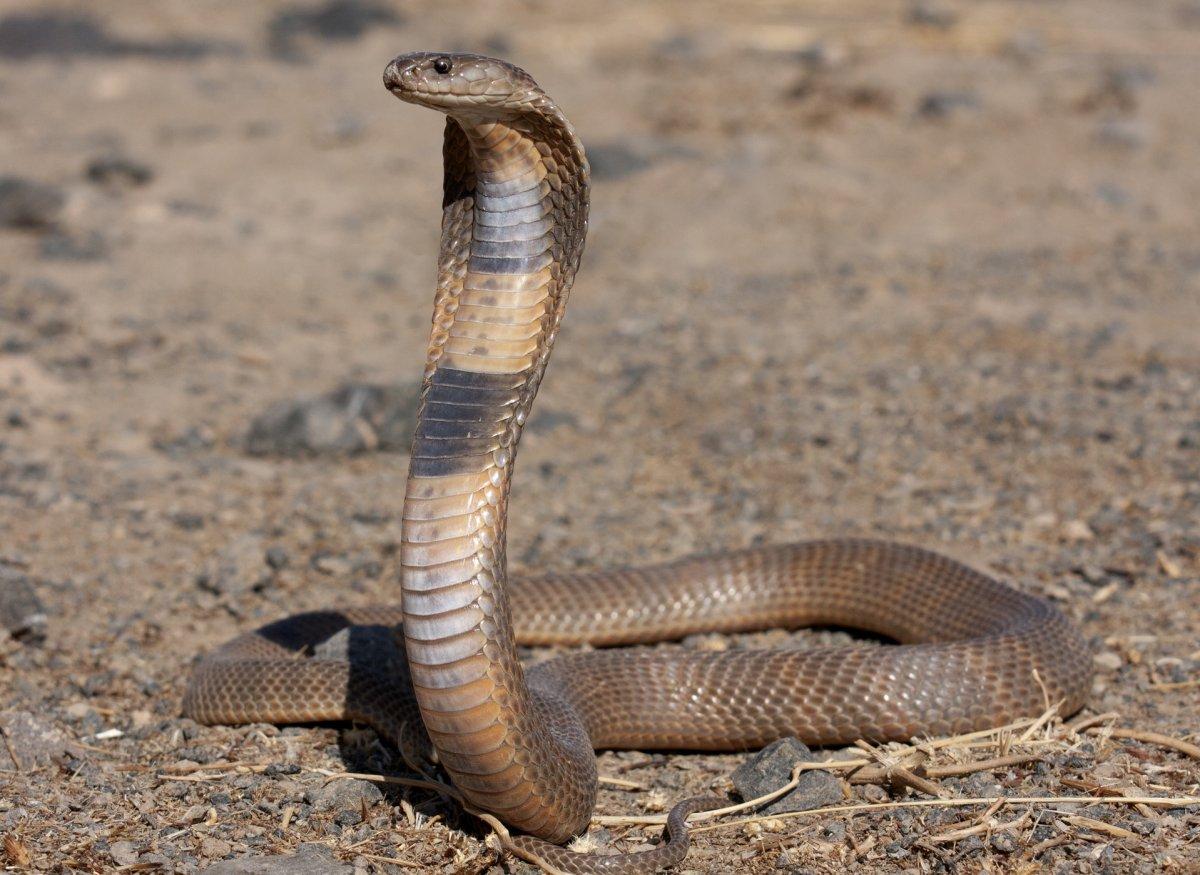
1 0 1197 871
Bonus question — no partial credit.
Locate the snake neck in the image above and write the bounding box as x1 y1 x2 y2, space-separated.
400 107 592 840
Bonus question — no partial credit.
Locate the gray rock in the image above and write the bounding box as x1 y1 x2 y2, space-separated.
304 777 383 812
202 842 352 874
0 11 230 61
266 0 404 62
0 566 47 642
1096 118 1150 149
907 0 958 29
86 155 153 188
991 832 1019 853
0 710 80 770
110 840 139 867
586 138 695 182
244 382 419 456
264 546 290 570
731 737 843 814
196 533 269 596
917 90 981 119
39 230 108 261
962 771 1002 796
586 142 652 181
793 40 846 72
1004 30 1045 63
0 176 64 229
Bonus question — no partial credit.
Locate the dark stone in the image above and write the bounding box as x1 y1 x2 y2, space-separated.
0 566 47 642
305 776 383 812
526 407 579 433
264 547 290 570
172 512 206 531
39 230 108 262
822 821 846 841
86 155 154 188
917 91 981 119
0 12 232 61
244 382 419 456
991 832 1019 853
587 142 652 181
908 0 958 29
202 842 352 874
0 177 64 230
730 737 843 814
153 425 216 456
267 0 404 61
961 771 1002 797
1129 817 1158 835
955 835 985 857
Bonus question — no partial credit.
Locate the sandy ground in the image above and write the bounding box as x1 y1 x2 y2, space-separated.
1 1 1198 872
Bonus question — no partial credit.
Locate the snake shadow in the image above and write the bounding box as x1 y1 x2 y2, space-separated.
252 612 483 832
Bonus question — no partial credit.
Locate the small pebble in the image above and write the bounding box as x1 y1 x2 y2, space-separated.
0 567 47 642
731 737 843 815
907 0 957 29
917 90 980 119
1061 519 1095 542
305 778 382 812
265 546 290 570
991 832 1019 853
0 176 64 229
1095 118 1150 149
110 840 139 867
85 155 153 188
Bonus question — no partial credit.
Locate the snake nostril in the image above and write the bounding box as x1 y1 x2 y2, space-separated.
383 61 402 91
383 57 423 93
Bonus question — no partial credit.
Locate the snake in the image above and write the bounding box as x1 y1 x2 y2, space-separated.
183 52 1093 873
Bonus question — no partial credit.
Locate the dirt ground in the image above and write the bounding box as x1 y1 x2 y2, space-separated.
1 1 1198 872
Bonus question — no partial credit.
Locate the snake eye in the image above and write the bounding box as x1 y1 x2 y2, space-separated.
433 56 452 75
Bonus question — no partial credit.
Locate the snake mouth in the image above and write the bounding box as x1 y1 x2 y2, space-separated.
383 54 479 110
382 56 434 103
383 52 536 118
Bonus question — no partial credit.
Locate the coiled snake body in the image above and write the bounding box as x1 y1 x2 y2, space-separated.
184 52 1092 873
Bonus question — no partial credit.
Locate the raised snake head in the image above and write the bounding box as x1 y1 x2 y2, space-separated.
383 51 544 118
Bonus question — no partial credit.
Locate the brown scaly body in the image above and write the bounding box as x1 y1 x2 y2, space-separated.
183 52 1092 873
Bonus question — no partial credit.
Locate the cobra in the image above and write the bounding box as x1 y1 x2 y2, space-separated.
184 52 1092 873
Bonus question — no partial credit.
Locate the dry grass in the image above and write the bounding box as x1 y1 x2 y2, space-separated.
215 704 1198 873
